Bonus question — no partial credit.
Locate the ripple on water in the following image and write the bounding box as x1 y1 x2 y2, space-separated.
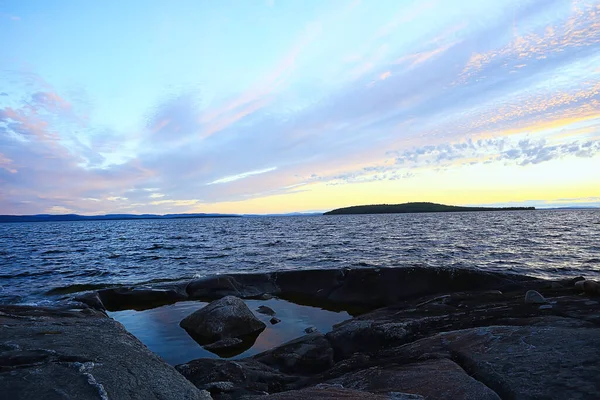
0 210 599 304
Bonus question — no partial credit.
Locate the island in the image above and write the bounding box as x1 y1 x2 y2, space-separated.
324 201 535 215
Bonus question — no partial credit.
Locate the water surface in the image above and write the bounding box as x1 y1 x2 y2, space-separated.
1 210 599 304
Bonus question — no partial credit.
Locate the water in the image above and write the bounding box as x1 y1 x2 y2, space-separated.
1 210 599 304
109 298 350 365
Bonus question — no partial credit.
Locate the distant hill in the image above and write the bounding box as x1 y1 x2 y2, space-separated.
323 202 535 215
0 213 240 223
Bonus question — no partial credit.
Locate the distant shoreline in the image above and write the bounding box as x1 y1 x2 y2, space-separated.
324 202 535 215
2 204 598 223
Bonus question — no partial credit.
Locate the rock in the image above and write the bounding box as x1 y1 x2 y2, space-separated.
381 325 600 399
260 293 274 300
203 381 235 393
575 280 586 291
180 296 266 345
257 305 276 316
253 333 335 374
524 290 546 304
270 317 281 325
97 287 187 311
326 320 409 360
74 291 106 311
304 326 317 334
0 305 208 400
327 358 500 400
248 385 399 399
203 338 244 354
583 280 600 296
186 273 279 300
176 358 302 397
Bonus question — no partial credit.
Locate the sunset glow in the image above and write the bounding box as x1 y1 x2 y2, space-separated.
1 0 599 215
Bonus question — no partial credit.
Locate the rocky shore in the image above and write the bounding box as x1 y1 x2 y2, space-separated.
1 267 599 399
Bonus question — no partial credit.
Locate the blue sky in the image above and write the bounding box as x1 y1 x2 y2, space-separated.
1 0 599 214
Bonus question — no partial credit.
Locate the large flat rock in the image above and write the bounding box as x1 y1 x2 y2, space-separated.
0 305 209 400
387 325 600 399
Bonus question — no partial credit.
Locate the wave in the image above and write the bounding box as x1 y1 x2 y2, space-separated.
204 254 228 259
0 269 55 279
42 249 68 255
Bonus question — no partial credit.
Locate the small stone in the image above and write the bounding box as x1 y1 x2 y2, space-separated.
539 305 552 310
270 317 281 325
304 326 317 334
259 293 274 300
525 290 547 304
256 305 276 316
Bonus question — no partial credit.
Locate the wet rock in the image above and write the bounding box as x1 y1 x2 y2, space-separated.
97 287 187 311
74 291 106 311
304 326 317 334
0 305 207 400
253 333 335 375
270 317 281 325
180 296 266 345
176 358 302 397
524 290 546 304
257 305 276 316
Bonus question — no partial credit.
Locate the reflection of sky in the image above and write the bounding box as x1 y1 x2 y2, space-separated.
1 0 599 215
108 298 350 365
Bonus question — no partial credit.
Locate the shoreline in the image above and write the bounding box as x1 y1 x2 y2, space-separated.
2 266 599 399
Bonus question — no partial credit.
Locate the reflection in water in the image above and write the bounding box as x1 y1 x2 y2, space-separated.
109 298 351 365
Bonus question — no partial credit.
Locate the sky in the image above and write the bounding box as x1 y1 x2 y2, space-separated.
0 0 599 215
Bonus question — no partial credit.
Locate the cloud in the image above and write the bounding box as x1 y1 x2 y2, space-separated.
1 0 599 214
207 167 278 185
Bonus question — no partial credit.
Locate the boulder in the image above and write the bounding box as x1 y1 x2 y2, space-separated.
270 317 281 325
0 305 209 400
180 296 266 345
253 333 335 375
583 280 600 296
176 358 302 397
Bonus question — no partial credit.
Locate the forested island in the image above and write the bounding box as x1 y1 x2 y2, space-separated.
324 202 535 215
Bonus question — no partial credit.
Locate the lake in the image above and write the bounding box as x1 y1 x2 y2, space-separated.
1 210 599 305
